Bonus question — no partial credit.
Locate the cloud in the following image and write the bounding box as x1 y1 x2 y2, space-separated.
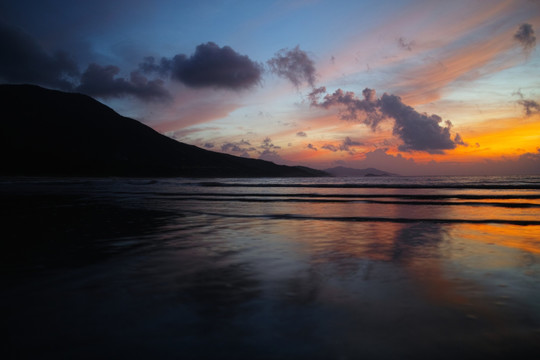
320 137 363 154
310 87 463 154
76 63 170 101
337 147 540 176
152 98 241 133
453 133 468 147
267 45 317 88
340 137 363 153
0 22 78 90
258 137 285 162
380 93 457 153
397 37 415 51
139 56 172 77
514 90 540 116
309 87 383 129
221 139 256 157
0 22 171 101
307 143 318 151
260 137 281 151
322 144 338 152
203 142 215 149
519 99 540 116
514 23 536 51
140 42 263 90
296 131 307 137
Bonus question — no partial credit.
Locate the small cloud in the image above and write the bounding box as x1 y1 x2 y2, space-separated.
267 45 317 88
453 133 468 147
260 137 281 151
339 137 363 153
296 131 307 137
514 23 536 52
258 137 288 163
307 143 318 151
221 141 256 158
519 99 540 116
203 142 215 149
514 90 540 116
397 37 415 51
322 144 338 152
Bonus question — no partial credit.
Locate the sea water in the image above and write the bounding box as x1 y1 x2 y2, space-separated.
2 176 540 359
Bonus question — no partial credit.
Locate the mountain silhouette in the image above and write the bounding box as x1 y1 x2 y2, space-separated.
0 84 327 177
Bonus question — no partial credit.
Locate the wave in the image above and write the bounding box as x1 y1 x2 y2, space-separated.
154 196 540 208
122 191 540 200
188 181 540 190
186 211 540 226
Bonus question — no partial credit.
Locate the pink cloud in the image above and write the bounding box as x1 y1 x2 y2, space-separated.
316 0 538 105
149 89 242 133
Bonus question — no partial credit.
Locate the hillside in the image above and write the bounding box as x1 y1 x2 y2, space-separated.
0 84 327 177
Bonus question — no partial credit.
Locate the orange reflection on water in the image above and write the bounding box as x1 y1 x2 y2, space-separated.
451 223 540 255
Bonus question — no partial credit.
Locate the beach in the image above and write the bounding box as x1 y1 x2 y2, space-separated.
2 176 540 359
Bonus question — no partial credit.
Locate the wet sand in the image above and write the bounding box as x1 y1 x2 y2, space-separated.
2 177 540 359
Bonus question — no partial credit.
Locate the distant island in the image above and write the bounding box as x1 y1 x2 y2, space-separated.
324 166 397 177
0 84 327 178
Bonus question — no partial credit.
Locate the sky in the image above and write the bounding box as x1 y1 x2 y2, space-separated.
1 0 540 175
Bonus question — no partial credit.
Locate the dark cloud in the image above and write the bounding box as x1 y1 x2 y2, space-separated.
0 22 78 90
0 22 170 101
139 56 172 77
296 131 307 137
380 93 457 153
267 45 317 88
307 143 318 151
76 63 170 101
310 87 463 153
203 142 215 149
514 23 536 51
140 42 263 90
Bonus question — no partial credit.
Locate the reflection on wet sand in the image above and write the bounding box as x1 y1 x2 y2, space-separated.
263 216 540 358
2 178 540 359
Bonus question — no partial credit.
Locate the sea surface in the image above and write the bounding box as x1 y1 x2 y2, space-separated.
2 175 540 359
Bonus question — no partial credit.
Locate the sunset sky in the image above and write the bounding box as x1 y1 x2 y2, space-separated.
1 0 539 175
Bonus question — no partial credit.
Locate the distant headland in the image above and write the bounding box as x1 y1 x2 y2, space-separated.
323 166 397 177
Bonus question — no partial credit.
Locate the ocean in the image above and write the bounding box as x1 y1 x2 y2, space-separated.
2 175 540 359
